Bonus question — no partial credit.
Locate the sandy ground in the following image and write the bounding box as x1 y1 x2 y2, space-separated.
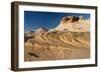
24 45 90 61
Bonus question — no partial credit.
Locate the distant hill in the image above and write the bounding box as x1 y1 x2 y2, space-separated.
34 27 48 34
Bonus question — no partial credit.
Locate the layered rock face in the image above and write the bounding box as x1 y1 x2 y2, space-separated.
54 16 90 32
24 16 90 61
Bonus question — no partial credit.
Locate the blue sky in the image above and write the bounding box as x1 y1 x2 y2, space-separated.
24 11 90 32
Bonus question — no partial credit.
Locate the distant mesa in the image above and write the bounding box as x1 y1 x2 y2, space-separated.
30 30 35 33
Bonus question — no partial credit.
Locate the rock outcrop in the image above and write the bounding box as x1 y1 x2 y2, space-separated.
24 16 90 61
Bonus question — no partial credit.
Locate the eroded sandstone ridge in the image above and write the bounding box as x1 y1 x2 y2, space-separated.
24 16 90 61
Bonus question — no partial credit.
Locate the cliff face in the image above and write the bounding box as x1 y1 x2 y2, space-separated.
24 16 90 61
54 16 90 32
